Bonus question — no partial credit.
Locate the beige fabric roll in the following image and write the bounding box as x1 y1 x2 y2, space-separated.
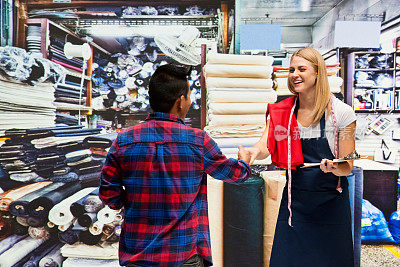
207 53 274 66
205 124 265 138
260 171 287 267
207 114 266 126
207 89 277 103
208 103 268 115
207 176 224 267
206 77 273 89
276 77 289 90
60 242 118 259
204 64 273 79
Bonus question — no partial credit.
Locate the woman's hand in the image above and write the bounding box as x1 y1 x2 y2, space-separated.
320 158 338 173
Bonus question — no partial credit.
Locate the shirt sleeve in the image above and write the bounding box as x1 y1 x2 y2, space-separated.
333 98 357 129
203 132 251 183
99 137 125 210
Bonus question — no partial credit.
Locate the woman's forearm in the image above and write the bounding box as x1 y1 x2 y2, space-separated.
332 161 353 177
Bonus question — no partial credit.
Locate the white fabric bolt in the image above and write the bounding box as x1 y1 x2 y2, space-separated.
207 114 266 126
206 53 274 66
204 64 273 78
213 137 260 148
0 236 48 266
97 206 120 224
206 77 273 89
208 103 268 115
48 187 97 226
207 89 277 103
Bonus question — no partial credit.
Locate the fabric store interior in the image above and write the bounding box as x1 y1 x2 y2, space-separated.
1 0 400 266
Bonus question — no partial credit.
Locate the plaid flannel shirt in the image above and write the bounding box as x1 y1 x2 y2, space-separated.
100 112 251 267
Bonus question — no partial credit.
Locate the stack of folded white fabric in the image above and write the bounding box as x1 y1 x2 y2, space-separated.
203 53 277 164
274 64 343 96
0 78 56 132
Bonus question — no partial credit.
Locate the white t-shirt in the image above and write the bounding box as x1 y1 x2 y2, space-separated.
297 97 356 155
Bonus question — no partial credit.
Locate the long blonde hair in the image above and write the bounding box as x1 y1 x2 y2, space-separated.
287 47 331 125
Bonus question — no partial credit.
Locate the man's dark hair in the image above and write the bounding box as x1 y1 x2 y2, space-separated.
149 64 192 113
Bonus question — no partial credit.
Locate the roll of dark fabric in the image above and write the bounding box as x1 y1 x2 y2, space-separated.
73 160 103 176
50 171 79 183
0 177 26 192
223 174 264 267
58 226 80 245
26 182 82 226
22 241 59 267
77 212 97 227
0 216 12 239
82 136 113 149
79 230 102 245
11 220 29 235
70 187 99 217
9 182 60 217
78 172 101 187
352 167 363 267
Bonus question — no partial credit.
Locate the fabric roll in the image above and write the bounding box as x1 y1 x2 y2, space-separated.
114 225 121 237
22 242 59 267
48 187 98 226
38 243 64 267
61 242 119 260
0 181 52 211
82 136 114 149
65 149 91 160
9 182 67 217
74 160 103 176
207 53 274 66
77 172 102 187
204 124 265 138
28 226 50 239
58 227 80 245
0 236 49 266
50 58 82 72
213 137 260 148
0 178 26 193
50 171 79 183
89 221 104 236
207 89 277 103
260 171 286 267
223 175 265 267
27 182 83 226
79 230 102 245
62 258 120 267
97 206 119 224
11 221 29 236
77 212 97 227
58 220 74 232
67 156 92 167
204 64 273 78
16 216 30 226
9 172 41 182
102 223 116 237
0 234 28 254
70 188 100 217
207 114 266 126
206 77 273 89
65 153 90 164
208 102 268 115
207 176 224 267
83 194 104 213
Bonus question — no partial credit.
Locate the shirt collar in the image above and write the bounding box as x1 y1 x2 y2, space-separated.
146 112 186 125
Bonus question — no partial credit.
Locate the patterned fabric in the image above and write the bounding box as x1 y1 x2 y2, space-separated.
100 112 251 267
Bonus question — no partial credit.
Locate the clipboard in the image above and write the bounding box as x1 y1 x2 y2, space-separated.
300 150 364 168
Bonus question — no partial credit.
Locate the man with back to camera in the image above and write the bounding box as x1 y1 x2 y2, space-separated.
99 64 252 267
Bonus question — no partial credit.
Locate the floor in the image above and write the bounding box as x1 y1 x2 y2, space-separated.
361 244 400 266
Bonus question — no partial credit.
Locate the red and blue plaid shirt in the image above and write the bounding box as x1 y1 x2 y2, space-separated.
100 112 251 267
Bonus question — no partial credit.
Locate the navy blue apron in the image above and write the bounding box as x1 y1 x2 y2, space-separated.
270 114 354 267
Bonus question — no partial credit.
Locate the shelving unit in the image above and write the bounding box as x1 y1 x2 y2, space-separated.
346 51 399 112
16 18 111 109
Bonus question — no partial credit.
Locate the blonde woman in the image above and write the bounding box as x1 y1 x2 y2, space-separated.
248 47 356 266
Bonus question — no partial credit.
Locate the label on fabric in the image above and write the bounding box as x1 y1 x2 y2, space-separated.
361 218 372 227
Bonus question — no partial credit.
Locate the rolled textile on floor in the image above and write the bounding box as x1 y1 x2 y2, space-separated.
213 137 260 148
97 206 120 224
207 176 223 267
204 124 265 138
62 258 120 267
207 114 266 126
82 135 114 149
0 234 28 254
207 53 274 66
22 242 59 267
28 226 51 239
260 171 286 267
79 230 102 245
48 187 98 226
83 195 104 213
204 64 273 78
0 181 52 211
208 102 268 115
0 235 49 266
77 212 97 227
38 243 64 267
60 242 118 259
206 77 273 89
27 182 83 226
70 188 100 217
58 227 80 245
89 221 104 236
207 89 277 103
9 182 67 217
223 174 264 267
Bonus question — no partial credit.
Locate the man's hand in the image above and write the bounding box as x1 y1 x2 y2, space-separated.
238 145 251 165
